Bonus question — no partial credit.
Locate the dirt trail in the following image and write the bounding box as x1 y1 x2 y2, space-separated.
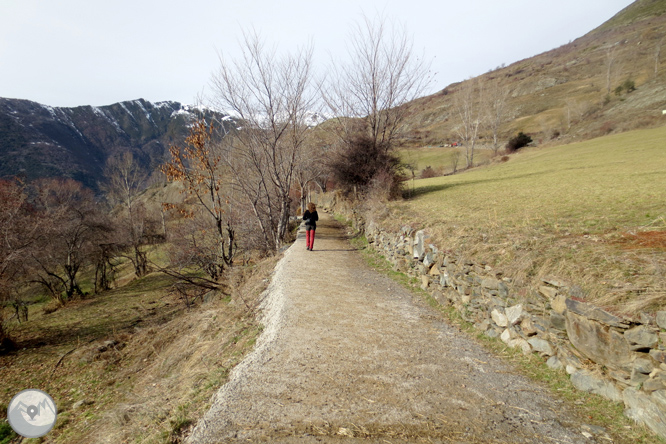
187 213 599 443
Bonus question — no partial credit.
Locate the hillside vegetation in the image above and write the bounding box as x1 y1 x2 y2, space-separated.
398 0 666 148
384 125 666 316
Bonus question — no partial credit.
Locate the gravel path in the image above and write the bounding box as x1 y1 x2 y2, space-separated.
187 213 600 443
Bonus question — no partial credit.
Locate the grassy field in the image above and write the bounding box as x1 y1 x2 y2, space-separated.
390 125 666 314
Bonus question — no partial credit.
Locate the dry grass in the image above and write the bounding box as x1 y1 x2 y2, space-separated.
388 125 666 316
0 253 279 443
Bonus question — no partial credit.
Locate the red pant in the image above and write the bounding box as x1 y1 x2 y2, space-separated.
306 228 316 249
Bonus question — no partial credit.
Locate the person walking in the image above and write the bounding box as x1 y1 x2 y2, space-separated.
303 202 319 251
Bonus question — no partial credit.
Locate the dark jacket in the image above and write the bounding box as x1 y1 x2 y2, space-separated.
303 210 318 229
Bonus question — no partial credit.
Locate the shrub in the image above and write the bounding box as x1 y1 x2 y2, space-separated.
328 135 403 198
505 132 533 153
420 166 437 179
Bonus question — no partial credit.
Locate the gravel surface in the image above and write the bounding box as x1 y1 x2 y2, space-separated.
187 213 601 443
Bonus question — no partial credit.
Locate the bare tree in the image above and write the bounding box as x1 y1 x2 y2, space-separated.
323 15 431 196
655 36 664 78
210 31 317 251
103 151 150 277
0 179 40 339
485 80 510 156
29 179 105 304
454 77 484 168
604 44 621 97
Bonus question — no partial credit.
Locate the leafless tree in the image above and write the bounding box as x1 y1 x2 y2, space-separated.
604 44 621 97
210 31 317 251
655 36 664 78
323 15 431 196
29 179 106 304
102 151 150 277
0 179 41 338
454 77 484 168
485 80 510 155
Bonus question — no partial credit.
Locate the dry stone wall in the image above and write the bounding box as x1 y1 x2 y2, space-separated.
317 194 666 439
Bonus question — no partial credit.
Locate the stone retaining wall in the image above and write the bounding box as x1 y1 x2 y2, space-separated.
316 193 666 439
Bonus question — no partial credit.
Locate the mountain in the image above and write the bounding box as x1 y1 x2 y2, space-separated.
0 98 228 190
399 0 666 147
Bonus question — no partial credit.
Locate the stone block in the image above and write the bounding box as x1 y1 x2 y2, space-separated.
528 338 554 356
624 325 659 349
413 230 425 261
657 311 666 330
565 310 633 371
539 285 558 299
643 378 666 393
542 277 567 288
520 317 538 336
546 356 563 370
551 294 568 315
420 275 430 291
481 277 500 290
565 298 629 329
491 309 508 328
508 338 532 355
623 388 666 439
506 304 524 325
550 312 567 331
650 350 666 364
571 370 623 402
634 357 655 375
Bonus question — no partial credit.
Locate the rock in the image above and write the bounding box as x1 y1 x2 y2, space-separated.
528 338 554 356
542 277 567 288
624 325 659 349
505 304 524 325
520 317 538 336
413 230 426 261
481 277 500 290
657 311 666 330
566 365 578 375
630 369 650 386
551 295 568 315
485 329 500 339
72 399 93 410
623 388 666 438
497 281 509 298
565 311 633 371
634 357 655 375
423 252 435 268
643 378 666 393
550 312 567 330
508 338 532 355
571 370 623 402
428 266 440 276
546 356 563 370
651 350 666 364
538 286 558 299
491 309 508 328
420 275 430 291
565 298 629 328
500 329 512 344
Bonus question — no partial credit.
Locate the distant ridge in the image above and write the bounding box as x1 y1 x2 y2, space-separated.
0 98 229 190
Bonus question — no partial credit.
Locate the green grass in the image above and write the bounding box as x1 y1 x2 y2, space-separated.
402 126 666 231
386 125 666 313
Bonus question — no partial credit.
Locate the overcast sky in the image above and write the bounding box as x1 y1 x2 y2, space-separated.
0 0 634 108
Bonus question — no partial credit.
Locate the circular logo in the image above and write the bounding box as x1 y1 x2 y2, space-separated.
7 389 57 438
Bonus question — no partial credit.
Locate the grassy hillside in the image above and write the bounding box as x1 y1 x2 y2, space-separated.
385 125 666 315
398 0 666 150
